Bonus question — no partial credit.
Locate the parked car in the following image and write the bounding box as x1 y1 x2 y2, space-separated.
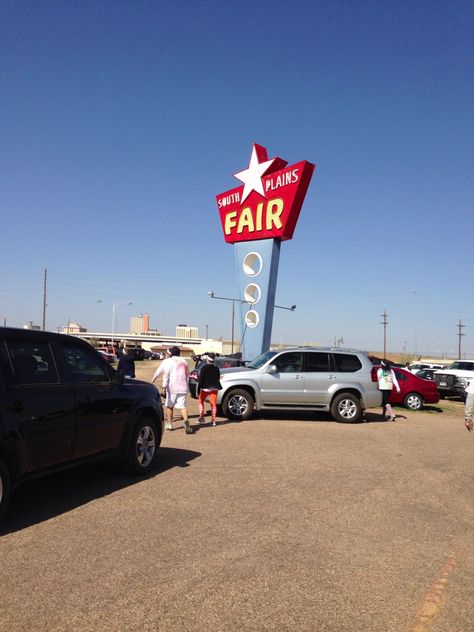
415 368 437 381
373 366 440 410
216 347 381 422
188 355 244 398
143 351 160 360
433 360 474 399
0 328 164 523
409 362 446 375
97 349 116 364
95 347 116 363
127 347 146 361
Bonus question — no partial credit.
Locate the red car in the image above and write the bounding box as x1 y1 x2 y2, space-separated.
372 366 440 410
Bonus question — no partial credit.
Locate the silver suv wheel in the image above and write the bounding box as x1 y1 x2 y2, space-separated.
331 393 362 423
229 394 249 416
338 398 358 419
223 389 255 421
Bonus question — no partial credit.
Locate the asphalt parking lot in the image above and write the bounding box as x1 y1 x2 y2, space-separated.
0 361 472 631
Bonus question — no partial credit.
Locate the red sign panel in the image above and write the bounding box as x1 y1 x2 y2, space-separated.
216 144 315 243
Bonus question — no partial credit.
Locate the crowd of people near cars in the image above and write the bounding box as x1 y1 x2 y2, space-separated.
137 347 474 434
1 329 471 525
151 347 229 434
94 342 473 433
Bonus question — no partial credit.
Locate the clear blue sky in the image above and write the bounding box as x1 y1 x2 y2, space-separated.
1 0 473 357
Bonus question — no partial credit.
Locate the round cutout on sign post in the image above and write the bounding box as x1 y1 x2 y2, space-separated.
244 283 261 305
243 252 263 277
245 310 259 328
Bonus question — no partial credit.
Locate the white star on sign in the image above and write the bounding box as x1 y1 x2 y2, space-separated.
234 144 276 203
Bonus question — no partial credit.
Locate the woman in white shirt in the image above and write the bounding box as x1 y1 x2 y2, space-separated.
377 360 400 421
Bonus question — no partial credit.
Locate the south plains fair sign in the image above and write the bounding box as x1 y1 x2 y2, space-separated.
216 144 315 361
217 144 315 243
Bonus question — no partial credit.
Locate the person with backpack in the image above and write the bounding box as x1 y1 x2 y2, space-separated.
377 359 400 421
197 353 222 426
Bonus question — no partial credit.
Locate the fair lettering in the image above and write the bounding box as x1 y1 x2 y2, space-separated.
224 198 284 235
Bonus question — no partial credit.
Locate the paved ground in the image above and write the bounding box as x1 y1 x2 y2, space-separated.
0 361 472 631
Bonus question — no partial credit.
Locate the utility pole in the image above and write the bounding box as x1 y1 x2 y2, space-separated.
380 309 388 358
411 290 417 358
457 319 465 359
42 268 47 331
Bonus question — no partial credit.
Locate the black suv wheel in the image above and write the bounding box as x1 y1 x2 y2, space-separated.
126 417 160 474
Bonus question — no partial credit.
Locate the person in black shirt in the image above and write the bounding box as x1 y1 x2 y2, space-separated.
197 353 222 426
117 347 136 379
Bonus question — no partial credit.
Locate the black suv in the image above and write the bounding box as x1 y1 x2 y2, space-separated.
0 328 164 522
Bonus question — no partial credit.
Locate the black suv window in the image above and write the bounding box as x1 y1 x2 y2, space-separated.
304 352 330 372
59 342 111 383
332 353 362 372
6 340 59 385
273 352 303 373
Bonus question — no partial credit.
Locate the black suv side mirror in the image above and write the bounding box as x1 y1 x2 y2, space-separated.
114 369 125 384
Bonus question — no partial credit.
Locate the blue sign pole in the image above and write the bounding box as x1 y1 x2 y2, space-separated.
234 238 281 362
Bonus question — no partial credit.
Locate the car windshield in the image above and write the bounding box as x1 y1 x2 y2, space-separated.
448 362 474 370
246 350 278 369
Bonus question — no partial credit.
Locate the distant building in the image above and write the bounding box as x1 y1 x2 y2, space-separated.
176 324 199 339
23 321 41 331
130 313 150 334
60 322 87 334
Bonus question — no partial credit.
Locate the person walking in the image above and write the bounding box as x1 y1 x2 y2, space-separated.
377 359 400 421
197 353 222 426
152 346 192 434
117 347 135 379
464 377 474 432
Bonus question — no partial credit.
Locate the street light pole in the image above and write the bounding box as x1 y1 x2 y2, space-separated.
208 291 240 354
97 300 132 347
231 299 235 354
208 291 296 355
380 309 388 358
411 290 417 358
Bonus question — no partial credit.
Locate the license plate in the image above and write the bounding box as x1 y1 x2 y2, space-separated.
440 381 447 386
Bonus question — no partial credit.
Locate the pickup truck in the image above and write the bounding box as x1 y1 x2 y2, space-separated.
433 361 474 399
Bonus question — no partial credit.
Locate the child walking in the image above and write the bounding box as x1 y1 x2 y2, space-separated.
197 353 222 426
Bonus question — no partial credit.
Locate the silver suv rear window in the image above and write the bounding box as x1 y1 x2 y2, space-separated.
333 353 362 372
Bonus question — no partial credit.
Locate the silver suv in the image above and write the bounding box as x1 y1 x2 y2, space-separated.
217 347 381 423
